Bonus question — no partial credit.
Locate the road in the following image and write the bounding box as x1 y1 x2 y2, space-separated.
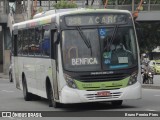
0 77 160 120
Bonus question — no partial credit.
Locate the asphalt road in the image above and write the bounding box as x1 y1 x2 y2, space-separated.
0 77 160 120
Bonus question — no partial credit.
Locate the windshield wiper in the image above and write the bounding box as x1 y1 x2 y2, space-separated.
77 27 93 56
104 25 119 51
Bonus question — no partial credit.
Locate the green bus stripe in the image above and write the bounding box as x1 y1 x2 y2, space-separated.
74 76 130 90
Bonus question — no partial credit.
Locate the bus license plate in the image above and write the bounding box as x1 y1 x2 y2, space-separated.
97 91 111 97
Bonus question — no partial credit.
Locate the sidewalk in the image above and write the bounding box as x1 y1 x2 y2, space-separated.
0 73 9 79
142 75 160 89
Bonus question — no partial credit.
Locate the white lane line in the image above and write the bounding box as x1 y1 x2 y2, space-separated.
0 79 9 80
2 116 22 120
1 90 14 93
8 117 15 120
154 95 160 97
146 109 157 111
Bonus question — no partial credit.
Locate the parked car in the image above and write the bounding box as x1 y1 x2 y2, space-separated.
9 64 13 82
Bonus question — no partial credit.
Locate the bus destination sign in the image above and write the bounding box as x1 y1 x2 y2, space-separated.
65 14 128 26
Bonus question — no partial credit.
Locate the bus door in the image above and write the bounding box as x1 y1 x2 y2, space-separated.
51 29 59 100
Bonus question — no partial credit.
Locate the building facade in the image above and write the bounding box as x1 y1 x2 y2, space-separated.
0 0 11 73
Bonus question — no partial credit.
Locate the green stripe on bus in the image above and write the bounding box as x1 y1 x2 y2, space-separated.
74 77 130 90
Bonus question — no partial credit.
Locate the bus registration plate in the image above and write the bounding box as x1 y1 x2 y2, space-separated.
97 91 111 97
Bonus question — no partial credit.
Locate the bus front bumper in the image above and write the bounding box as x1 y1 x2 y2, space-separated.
60 81 141 104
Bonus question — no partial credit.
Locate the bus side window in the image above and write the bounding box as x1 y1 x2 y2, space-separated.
35 27 42 56
17 30 23 56
28 28 35 56
41 26 50 57
22 29 28 55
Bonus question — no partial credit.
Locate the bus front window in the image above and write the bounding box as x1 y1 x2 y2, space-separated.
62 27 138 72
62 29 101 72
101 27 138 70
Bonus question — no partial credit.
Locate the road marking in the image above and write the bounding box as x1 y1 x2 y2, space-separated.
154 95 160 97
0 78 8 82
146 109 157 111
8 117 15 120
3 117 22 120
1 90 14 93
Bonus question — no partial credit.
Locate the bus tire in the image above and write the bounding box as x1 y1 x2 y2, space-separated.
47 82 61 108
111 100 123 106
22 76 33 101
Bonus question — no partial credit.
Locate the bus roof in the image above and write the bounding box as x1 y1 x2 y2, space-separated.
13 8 131 30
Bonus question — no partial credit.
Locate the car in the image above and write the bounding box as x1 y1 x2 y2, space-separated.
9 64 13 82
154 60 160 74
148 60 160 74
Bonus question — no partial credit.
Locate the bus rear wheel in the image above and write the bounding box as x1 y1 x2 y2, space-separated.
47 83 61 108
22 76 33 101
111 100 123 106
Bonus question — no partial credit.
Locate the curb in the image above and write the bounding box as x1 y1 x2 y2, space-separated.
142 84 160 89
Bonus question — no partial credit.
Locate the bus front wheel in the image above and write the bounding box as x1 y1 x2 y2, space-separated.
22 76 33 101
47 83 61 108
111 100 123 106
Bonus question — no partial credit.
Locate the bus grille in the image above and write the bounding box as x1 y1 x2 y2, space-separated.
85 92 122 101
78 74 128 82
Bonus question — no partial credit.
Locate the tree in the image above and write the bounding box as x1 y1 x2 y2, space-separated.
53 0 77 9
136 22 160 53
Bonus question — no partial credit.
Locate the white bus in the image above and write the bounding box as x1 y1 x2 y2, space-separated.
12 8 141 108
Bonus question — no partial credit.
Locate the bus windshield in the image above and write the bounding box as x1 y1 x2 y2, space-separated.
62 26 138 72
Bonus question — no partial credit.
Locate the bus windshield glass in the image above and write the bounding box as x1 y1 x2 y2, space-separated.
62 27 138 72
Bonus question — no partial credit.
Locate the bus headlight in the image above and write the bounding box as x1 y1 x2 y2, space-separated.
64 74 77 89
128 72 138 86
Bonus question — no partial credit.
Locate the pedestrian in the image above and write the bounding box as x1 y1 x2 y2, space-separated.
143 63 149 84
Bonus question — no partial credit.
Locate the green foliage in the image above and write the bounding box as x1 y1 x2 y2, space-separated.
136 22 160 53
53 0 78 9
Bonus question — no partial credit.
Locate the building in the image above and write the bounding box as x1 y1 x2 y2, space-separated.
0 0 11 73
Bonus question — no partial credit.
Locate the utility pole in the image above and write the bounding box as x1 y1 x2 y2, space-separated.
27 0 31 19
49 0 50 10
132 0 135 13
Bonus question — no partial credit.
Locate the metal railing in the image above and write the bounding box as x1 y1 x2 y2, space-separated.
35 3 160 13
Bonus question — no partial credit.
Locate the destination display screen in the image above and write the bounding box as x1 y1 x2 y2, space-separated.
65 14 128 26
